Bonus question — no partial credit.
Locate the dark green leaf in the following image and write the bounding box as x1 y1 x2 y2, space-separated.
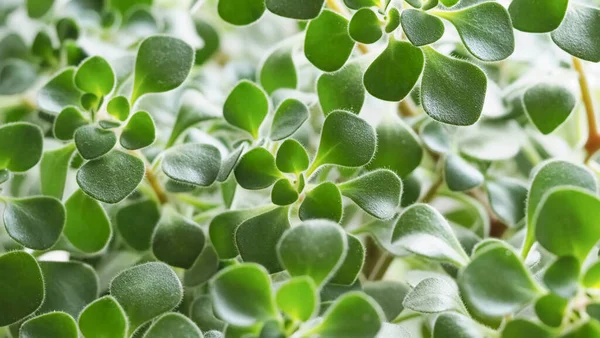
535 293 568 327
349 8 382 44
317 62 365 115
120 111 155 150
74 125 117 160
64 189 111 254
486 177 527 227
26 0 54 18
433 312 482 338
38 261 98 316
184 245 220 287
384 7 400 33
271 179 299 205
551 4 600 62
190 295 226 332
305 10 355 72
218 0 265 25
234 147 282 189
116 199 160 251
401 9 444 46
266 0 324 19
217 144 245 182
509 0 568 33
338 169 402 219
444 154 484 192
523 83 575 135
144 313 202 338
363 281 409 321
299 182 343 223
54 106 88 140
223 80 269 139
0 59 37 95
543 256 580 299
194 19 220 65
403 277 466 314
0 251 44 326
75 56 115 96
79 296 128 338
502 319 553 338
38 67 83 115
343 0 378 10
260 46 296 94
39 143 76 199
163 143 221 187
329 234 364 285
270 99 308 141
0 122 43 172
20 312 77 338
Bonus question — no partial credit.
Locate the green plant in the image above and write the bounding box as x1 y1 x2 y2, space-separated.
2 0 600 337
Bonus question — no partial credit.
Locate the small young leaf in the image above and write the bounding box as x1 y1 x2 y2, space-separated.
210 263 278 327
433 312 482 338
144 313 202 338
299 182 343 223
403 277 466 314
54 106 88 140
120 111 156 150
116 199 160 251
20 312 78 338
508 0 568 33
364 39 424 102
194 19 220 65
64 189 111 254
544 256 579 299
349 8 382 44
535 293 568 327
38 67 83 115
0 122 43 172
523 83 575 135
162 143 221 187
401 9 444 47
110 262 183 332
38 261 98 316
75 56 115 96
0 251 44 326
271 179 299 205
74 125 117 160
276 139 309 174
276 277 318 322
131 36 194 103
330 234 364 285
551 4 600 62
317 62 365 115
152 208 206 269
26 0 54 18
421 47 486 126
486 177 527 227
305 10 355 72
77 150 145 204
385 7 401 33
266 0 324 19
3 196 65 250
107 96 130 121
444 154 484 192
277 219 347 286
234 147 282 189
218 0 265 25
56 17 79 42
260 46 296 94
79 296 128 338
223 80 269 139
338 169 402 220
270 99 308 141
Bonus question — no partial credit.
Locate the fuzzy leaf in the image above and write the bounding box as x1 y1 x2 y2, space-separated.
401 9 444 47
144 313 202 338
79 296 128 338
0 122 43 172
0 251 44 326
266 0 324 19
152 208 206 269
260 46 296 94
338 169 402 220
234 147 282 189
64 189 111 254
509 0 568 33
317 62 365 115
299 182 343 223
276 277 318 322
223 80 269 139
163 143 221 187
74 125 117 160
305 10 354 72
120 111 156 150
270 99 308 141
551 4 600 62
75 56 115 96
116 199 160 251
21 312 78 338
218 0 265 25
54 106 88 141
349 8 382 44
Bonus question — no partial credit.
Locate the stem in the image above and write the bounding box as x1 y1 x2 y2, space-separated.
391 313 421 324
368 252 393 280
398 97 419 117
145 165 168 204
573 57 600 160
421 174 444 203
326 0 369 54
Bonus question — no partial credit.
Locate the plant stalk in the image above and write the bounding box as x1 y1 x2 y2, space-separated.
145 165 168 204
573 57 600 160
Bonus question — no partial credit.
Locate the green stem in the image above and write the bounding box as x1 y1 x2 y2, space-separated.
391 312 421 324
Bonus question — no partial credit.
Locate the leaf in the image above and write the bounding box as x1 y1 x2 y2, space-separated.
307 292 382 338
0 251 44 326
433 312 482 338
152 208 206 269
403 277 466 314
194 19 220 65
38 67 83 115
116 199 160 251
271 179 299 205
26 0 54 18
502 319 554 338
363 281 409 321
110 262 183 332
486 177 527 227
120 111 156 150
190 295 226 332
0 122 43 172
534 187 600 262
167 90 221 147
54 106 88 140
75 56 115 96
270 99 308 141
535 293 568 327
343 0 378 10
435 2 515 61
367 115 423 178
444 154 484 192
305 10 355 72
0 59 37 95
39 143 76 199
223 80 269 139
77 150 145 204
131 36 194 103
349 8 382 44
458 241 542 317
508 0 568 33
277 219 347 286
64 189 111 254
210 263 278 327
385 7 401 33
562 320 600 338
79 296 128 338
401 9 444 47
38 261 98 316
309 111 376 173
20 312 78 338
217 144 245 182
162 143 221 187
56 17 79 42
421 47 486 126
523 83 576 135
364 39 424 102
392 204 469 266
2 196 65 250
276 277 318 322
266 0 324 19
107 96 130 121
338 169 402 220
260 46 296 94
543 256 580 300
420 120 451 154
234 147 282 189
144 313 202 338
74 125 117 160
218 0 265 25
317 62 365 116
330 234 364 285
184 244 220 287
584 262 600 288
276 139 309 174
299 182 343 223
551 4 600 62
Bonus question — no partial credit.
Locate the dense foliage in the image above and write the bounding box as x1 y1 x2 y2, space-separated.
1 0 600 337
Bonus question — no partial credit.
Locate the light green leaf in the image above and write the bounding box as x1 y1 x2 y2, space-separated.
54 106 88 140
551 4 600 62
260 46 296 94
403 277 466 314
162 143 221 187
79 296 128 338
561 320 600 338
210 263 278 327
77 150 145 204
535 293 568 327
38 67 83 115
26 0 54 18
74 125 117 160
433 312 482 338
270 99 308 141
266 0 324 19
0 122 43 172
0 251 44 326
276 139 309 174
421 47 486 126
271 179 299 205
218 0 265 25
330 234 364 285
116 199 160 251
276 277 318 322
75 56 115 96
486 177 527 227
299 182 343 223
305 10 355 72
509 0 568 33
401 9 444 47
223 80 269 139
39 143 75 199
502 319 553 338
349 8 382 44
234 147 282 189
20 312 77 338
444 154 484 192
364 39 424 102
317 62 365 116
194 19 220 65
277 219 347 286
144 313 202 338
64 189 111 254
523 83 575 135
108 0 151 15
120 111 156 150
584 262 600 288
338 169 402 220
38 261 98 316
385 7 401 33
107 95 130 121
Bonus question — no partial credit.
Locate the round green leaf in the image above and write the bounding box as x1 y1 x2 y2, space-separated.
0 59 37 95
217 144 245 182
20 312 77 338
270 99 308 141
77 150 145 204
56 17 79 42
433 312 482 338
271 179 299 205
276 277 318 322
401 9 444 47
64 189 111 254
107 95 130 121
152 208 206 269
0 122 43 172
223 80 269 139
276 139 309 174
349 8 382 44
116 199 160 251
260 46 296 94
485 177 527 227
218 0 265 25
120 110 156 150
54 106 88 141
210 263 278 327
562 320 600 338
79 296 128 338
234 147 282 189
338 169 402 220
543 256 580 299
305 10 355 72
131 36 194 103
344 0 378 10
162 143 221 187
190 295 225 332
444 154 484 192
3 196 65 250
0 251 44 326
523 83 576 135
502 319 553 338
364 39 424 102
329 234 364 285
144 313 202 338
403 277 466 314
26 0 54 18
184 245 220 287
509 0 568 33
110 262 183 331
108 0 151 15
436 2 515 61
266 0 324 19
74 125 117 160
584 262 600 288
40 143 76 199
385 7 401 33
317 62 365 116
299 182 343 223
363 281 409 321
277 219 347 286
421 47 486 126
535 293 568 327
551 4 600 62
75 56 115 96
38 67 83 115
